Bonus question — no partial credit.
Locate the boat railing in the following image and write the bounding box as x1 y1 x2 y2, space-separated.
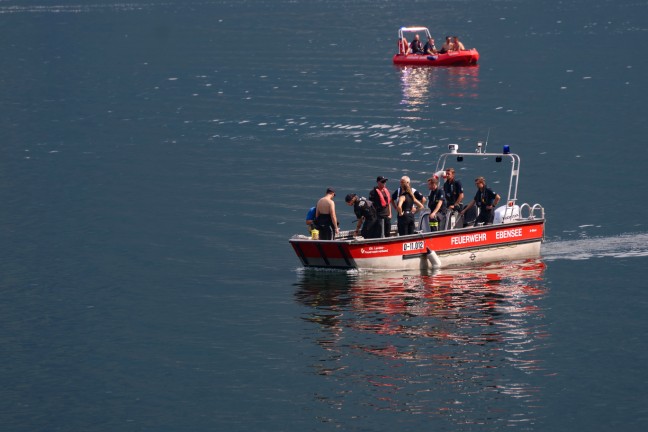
292 204 544 243
519 203 545 220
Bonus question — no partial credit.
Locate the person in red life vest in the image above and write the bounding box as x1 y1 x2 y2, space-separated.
460 177 500 226
368 176 392 237
399 37 410 55
315 187 339 240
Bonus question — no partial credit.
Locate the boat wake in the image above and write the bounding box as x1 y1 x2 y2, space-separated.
542 232 648 261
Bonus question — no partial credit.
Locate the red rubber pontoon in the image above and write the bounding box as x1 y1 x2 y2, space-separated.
393 26 479 66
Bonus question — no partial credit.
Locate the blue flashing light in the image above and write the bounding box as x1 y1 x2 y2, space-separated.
503 145 510 154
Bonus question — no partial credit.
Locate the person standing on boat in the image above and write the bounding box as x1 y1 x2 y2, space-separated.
427 176 446 231
443 167 464 213
396 183 425 236
424 37 438 55
439 36 454 54
369 176 392 237
315 187 339 240
391 176 426 212
410 34 425 54
345 194 380 239
461 177 500 225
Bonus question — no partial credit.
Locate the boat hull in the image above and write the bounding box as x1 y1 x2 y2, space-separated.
392 49 479 66
290 219 544 271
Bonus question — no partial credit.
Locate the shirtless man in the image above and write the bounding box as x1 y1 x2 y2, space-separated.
315 187 339 240
439 36 454 54
452 36 465 51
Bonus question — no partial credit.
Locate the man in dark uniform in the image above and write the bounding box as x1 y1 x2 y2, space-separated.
423 37 437 55
443 167 464 212
426 177 446 231
345 194 380 239
461 177 501 226
368 176 392 237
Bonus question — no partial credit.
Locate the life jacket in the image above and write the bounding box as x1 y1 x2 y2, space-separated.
399 38 409 55
374 187 391 208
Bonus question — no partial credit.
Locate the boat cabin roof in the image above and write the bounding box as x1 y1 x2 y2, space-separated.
398 26 433 39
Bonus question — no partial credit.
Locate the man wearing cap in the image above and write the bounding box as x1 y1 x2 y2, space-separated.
315 187 339 240
345 194 380 239
368 176 392 237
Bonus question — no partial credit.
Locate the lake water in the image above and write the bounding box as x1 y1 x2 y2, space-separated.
1 0 647 431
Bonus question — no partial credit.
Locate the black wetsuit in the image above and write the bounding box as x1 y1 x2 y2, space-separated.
410 39 424 54
315 213 334 240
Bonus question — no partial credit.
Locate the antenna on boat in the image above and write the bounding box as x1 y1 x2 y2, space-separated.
476 129 490 154
484 128 491 153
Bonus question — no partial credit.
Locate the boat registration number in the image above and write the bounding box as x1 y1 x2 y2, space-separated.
402 241 425 252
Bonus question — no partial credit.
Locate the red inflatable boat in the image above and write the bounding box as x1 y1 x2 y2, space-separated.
392 26 479 67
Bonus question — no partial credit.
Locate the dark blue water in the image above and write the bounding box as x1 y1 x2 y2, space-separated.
1 1 647 430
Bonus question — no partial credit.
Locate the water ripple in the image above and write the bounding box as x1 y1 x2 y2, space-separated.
294 260 549 428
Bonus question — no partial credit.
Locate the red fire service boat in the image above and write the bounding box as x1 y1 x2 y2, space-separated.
392 26 479 67
289 143 544 271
